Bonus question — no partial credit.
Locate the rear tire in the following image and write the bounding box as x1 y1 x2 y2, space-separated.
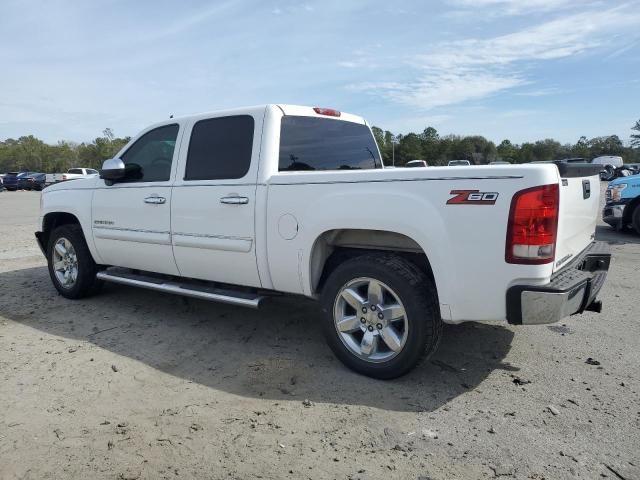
47 224 103 299
320 253 442 379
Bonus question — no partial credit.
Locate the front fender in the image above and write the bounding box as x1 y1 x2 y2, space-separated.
40 188 102 264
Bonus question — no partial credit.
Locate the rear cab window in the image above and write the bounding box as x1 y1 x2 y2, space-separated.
278 116 382 171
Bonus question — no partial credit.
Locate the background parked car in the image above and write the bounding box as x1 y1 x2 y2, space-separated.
18 172 46 191
52 167 99 183
2 172 27 191
405 159 428 167
448 159 471 166
594 155 625 181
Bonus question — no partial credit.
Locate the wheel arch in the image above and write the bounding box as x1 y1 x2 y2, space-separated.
41 212 82 249
623 196 640 227
309 228 437 298
40 211 103 265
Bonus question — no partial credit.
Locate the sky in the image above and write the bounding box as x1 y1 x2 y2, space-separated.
1 0 639 145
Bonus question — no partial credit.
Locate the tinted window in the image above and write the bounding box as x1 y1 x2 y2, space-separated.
87 169 98 174
279 116 381 171
120 124 179 182
185 115 254 181
68 168 83 174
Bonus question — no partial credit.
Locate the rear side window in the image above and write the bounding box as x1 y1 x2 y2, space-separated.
185 115 254 181
279 116 381 171
68 168 83 174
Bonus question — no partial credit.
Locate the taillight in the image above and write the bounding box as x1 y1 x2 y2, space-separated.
505 184 559 265
313 107 341 117
62 174 67 180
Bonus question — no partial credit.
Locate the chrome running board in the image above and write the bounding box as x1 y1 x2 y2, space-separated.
96 269 264 308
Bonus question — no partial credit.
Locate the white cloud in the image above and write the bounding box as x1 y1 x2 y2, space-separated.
355 5 640 109
351 72 525 109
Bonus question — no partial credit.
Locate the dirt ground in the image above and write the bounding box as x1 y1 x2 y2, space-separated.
1 185 639 480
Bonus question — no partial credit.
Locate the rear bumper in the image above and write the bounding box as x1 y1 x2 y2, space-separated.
506 241 611 325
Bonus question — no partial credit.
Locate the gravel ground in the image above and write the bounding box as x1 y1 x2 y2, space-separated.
1 185 639 480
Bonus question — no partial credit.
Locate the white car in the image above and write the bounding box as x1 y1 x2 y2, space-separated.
448 159 471 166
35 104 610 378
405 160 428 168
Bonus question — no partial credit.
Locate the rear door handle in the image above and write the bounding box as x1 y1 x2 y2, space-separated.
144 196 166 204
220 196 249 205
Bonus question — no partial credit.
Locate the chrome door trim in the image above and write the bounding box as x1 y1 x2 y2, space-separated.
93 226 171 245
172 232 253 253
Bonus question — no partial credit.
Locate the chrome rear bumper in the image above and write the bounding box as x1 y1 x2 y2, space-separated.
506 241 610 325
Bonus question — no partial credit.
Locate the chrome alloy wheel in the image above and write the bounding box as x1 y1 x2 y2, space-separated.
333 277 409 363
52 237 78 289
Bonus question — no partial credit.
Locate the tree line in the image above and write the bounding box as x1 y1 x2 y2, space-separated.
1 120 639 174
372 119 640 166
0 128 130 174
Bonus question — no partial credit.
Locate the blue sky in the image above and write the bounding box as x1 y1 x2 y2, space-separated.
1 0 639 144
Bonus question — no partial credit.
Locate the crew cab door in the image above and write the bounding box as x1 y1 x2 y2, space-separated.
92 123 182 275
171 110 263 287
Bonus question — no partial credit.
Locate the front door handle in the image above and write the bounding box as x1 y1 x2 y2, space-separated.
220 196 249 205
144 196 166 204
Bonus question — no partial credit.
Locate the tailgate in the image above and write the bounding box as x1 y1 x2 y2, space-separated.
553 162 602 272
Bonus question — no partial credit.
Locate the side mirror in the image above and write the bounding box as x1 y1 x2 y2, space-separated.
99 158 126 181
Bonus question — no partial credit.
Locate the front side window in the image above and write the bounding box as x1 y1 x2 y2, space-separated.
279 116 382 171
184 115 254 181
120 124 179 182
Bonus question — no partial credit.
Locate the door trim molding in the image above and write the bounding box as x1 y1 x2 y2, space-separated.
93 226 171 245
172 232 253 253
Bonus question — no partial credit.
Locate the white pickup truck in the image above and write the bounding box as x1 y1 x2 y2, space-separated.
35 105 610 378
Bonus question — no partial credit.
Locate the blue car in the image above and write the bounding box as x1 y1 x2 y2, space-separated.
603 173 640 234
18 172 46 191
2 172 28 191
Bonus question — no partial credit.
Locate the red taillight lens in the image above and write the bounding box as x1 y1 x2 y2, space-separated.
505 184 559 265
62 175 67 180
313 107 341 117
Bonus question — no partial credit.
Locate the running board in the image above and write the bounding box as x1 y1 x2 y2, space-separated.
96 270 264 308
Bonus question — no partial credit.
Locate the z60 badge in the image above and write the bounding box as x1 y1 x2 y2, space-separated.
447 190 499 205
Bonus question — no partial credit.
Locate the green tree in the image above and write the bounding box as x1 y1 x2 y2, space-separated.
630 119 640 148
497 139 516 162
571 136 590 159
588 135 624 157
396 133 422 165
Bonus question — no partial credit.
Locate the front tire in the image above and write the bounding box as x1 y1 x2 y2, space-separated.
320 253 442 379
632 205 640 236
47 224 103 299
